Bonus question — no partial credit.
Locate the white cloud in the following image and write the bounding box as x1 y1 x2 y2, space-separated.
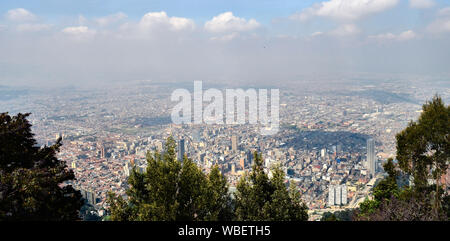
210 32 240 41
291 0 399 21
426 7 450 34
409 0 435 9
62 26 97 37
168 16 196 31
330 24 360 36
204 12 260 33
139 11 195 31
95 12 127 27
17 23 52 32
369 30 417 41
5 8 36 22
370 32 396 40
397 30 418 40
427 18 450 33
311 31 324 37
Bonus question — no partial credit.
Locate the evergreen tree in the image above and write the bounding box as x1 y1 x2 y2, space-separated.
205 166 234 221
321 212 338 221
357 96 449 221
0 112 83 220
320 209 354 221
396 95 449 213
356 159 400 219
177 156 209 220
235 152 308 221
107 137 233 221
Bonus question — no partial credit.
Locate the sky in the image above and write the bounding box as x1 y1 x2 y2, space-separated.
1 0 450 88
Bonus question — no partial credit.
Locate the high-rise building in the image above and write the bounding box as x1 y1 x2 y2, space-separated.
328 184 348 207
178 139 186 161
231 135 238 152
124 162 131 177
81 189 96 206
200 153 206 165
101 146 105 159
335 185 342 206
247 150 253 164
367 138 376 177
341 185 348 205
98 142 105 158
328 185 335 207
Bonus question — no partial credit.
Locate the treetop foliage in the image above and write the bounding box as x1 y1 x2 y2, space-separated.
0 112 83 221
107 139 308 221
107 137 234 221
356 95 449 221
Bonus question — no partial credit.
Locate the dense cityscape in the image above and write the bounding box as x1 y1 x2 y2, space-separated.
2 73 449 220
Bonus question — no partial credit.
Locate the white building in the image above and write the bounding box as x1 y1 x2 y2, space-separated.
328 185 335 207
335 185 342 206
367 138 376 177
328 184 348 207
341 185 348 205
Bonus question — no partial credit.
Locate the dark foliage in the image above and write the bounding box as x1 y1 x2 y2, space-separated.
0 112 83 220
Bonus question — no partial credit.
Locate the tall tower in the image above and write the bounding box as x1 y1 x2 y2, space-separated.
178 139 186 161
328 185 335 207
367 138 376 177
335 185 342 206
98 142 105 159
231 135 238 152
101 146 105 159
341 185 348 205
247 150 253 165
89 191 96 206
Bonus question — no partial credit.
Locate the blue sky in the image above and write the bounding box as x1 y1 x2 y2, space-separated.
1 0 449 35
0 0 317 23
1 0 450 87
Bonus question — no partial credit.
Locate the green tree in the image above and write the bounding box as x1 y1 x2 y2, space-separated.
396 95 449 215
372 159 400 203
356 157 443 221
357 96 449 221
235 152 308 221
107 137 233 221
0 112 83 220
321 212 338 221
320 210 354 221
177 156 209 220
205 165 234 221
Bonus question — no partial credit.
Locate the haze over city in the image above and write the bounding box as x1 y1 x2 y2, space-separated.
1 0 450 88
